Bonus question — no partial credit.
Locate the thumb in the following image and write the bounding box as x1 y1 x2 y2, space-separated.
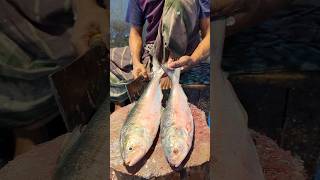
133 68 141 79
141 67 148 79
169 57 189 69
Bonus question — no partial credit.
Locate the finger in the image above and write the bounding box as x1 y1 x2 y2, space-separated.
161 78 168 90
166 81 170 89
133 69 141 79
160 79 165 89
141 68 148 80
133 72 138 79
161 82 164 89
167 57 174 64
166 78 171 89
163 80 167 89
166 57 176 70
169 58 189 69
164 82 169 90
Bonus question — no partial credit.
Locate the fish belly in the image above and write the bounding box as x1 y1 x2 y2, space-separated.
171 86 194 138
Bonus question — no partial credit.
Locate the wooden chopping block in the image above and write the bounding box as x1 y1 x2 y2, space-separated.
110 103 210 179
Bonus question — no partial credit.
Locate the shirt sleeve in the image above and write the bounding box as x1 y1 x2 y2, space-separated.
125 0 145 27
199 0 210 19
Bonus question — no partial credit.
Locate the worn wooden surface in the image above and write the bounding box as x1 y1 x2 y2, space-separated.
110 103 210 179
229 72 320 179
50 44 108 131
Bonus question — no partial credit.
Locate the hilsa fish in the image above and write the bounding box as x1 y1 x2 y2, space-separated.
120 64 164 167
160 67 194 167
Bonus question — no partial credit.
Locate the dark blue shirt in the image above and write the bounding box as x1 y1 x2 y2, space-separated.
126 0 210 43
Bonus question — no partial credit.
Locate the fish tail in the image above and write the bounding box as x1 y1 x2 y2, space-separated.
172 68 181 84
152 56 161 72
155 68 164 80
162 65 181 85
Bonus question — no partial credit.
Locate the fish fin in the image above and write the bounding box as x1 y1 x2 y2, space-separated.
172 68 181 84
153 66 164 79
161 64 173 78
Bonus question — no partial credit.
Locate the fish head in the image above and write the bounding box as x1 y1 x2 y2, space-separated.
122 133 148 166
165 136 189 167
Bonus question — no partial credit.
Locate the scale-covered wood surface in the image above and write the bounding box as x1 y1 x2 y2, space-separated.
110 103 210 179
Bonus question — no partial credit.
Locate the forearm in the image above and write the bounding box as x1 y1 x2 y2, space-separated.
191 33 210 63
129 27 143 65
191 19 210 64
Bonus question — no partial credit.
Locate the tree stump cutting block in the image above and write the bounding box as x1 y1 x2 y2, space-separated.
110 103 210 179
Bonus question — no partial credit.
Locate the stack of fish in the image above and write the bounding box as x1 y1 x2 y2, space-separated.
120 62 194 168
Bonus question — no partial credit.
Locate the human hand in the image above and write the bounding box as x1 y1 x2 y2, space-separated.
160 76 172 90
71 1 108 56
167 56 196 72
132 62 148 80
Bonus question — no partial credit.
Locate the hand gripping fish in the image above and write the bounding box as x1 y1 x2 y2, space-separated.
160 66 194 167
120 60 164 167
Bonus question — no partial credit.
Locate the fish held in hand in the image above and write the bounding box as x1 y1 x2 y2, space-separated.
120 66 164 167
160 66 194 167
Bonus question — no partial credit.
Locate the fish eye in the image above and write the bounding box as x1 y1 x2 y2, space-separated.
129 147 133 151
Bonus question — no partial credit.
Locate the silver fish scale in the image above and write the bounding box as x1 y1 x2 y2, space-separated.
120 121 149 150
160 104 174 136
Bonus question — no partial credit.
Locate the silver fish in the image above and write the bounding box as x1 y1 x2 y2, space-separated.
160 67 194 167
120 64 164 167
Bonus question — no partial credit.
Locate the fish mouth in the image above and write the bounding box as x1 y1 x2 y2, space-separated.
123 150 146 167
169 157 184 168
167 148 188 167
124 156 143 167
124 159 135 167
